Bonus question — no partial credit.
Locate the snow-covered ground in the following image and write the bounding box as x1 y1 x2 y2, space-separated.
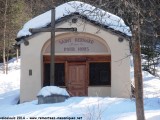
0 58 160 120
0 58 20 95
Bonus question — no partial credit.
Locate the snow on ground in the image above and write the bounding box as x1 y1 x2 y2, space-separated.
130 67 160 98
0 57 160 120
0 58 20 94
130 56 160 98
0 58 20 106
0 90 19 105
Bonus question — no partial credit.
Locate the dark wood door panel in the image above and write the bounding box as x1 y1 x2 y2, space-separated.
67 63 87 96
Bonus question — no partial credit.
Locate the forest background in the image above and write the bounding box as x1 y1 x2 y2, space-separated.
0 0 159 76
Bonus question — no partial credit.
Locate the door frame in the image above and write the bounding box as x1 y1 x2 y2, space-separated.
43 55 111 94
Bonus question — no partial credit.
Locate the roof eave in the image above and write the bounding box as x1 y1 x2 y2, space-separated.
15 12 131 45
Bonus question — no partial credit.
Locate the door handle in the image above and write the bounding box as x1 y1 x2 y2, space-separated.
68 81 72 85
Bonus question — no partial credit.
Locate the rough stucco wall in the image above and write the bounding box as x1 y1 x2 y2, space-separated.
95 29 131 98
20 18 131 103
20 33 50 102
88 87 111 96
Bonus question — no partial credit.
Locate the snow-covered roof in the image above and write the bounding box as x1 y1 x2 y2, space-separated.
17 1 131 38
37 86 69 97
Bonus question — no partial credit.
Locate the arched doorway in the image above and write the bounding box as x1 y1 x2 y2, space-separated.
42 33 111 96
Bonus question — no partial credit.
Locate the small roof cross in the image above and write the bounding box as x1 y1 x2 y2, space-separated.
29 7 77 85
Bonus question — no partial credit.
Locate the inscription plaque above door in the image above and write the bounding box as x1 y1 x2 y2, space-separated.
44 36 110 55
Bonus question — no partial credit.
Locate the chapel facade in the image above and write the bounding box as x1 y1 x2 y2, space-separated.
16 2 131 103
18 16 131 103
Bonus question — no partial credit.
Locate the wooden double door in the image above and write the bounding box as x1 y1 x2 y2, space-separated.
67 63 87 96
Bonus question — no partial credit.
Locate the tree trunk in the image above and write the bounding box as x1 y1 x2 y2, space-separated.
132 12 145 120
3 0 8 74
6 47 9 74
16 48 19 62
